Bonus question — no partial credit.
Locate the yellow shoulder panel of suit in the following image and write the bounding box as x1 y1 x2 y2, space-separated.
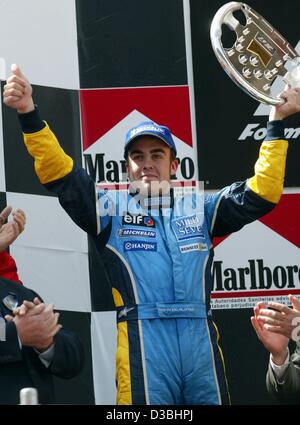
23 123 73 184
248 139 288 204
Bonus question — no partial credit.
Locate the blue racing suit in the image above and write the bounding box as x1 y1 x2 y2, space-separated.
19 109 288 404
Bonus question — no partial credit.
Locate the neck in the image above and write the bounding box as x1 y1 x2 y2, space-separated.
129 187 174 210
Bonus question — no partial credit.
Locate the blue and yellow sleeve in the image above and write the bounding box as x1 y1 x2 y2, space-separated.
18 107 110 237
18 107 73 184
247 120 288 204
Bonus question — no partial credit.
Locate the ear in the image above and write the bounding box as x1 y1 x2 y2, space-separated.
170 159 179 176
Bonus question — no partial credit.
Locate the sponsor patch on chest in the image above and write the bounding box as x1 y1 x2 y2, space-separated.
124 240 157 252
122 213 155 228
118 228 156 238
171 215 205 241
179 242 207 253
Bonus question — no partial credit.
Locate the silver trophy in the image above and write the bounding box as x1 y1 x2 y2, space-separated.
210 2 300 105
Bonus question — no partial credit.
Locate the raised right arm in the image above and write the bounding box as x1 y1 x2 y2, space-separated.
3 65 111 236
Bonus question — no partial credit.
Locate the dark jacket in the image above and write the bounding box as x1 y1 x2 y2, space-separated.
0 277 84 404
266 342 300 404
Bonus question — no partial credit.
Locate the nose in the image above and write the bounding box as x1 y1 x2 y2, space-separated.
142 156 154 170
143 163 153 170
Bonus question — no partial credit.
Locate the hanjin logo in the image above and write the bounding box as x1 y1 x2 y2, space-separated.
124 241 157 252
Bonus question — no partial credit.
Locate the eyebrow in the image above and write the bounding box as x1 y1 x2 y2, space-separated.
129 148 166 155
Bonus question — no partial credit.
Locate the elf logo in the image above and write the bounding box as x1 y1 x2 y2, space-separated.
122 213 155 227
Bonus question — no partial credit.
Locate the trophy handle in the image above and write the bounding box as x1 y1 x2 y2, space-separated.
210 2 299 105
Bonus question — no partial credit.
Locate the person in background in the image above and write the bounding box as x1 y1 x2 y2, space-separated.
0 206 84 404
0 205 24 283
251 295 300 404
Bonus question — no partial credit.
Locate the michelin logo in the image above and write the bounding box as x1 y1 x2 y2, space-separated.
124 241 157 251
118 229 156 238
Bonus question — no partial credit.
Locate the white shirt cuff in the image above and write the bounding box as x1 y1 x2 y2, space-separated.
270 348 290 383
34 343 55 368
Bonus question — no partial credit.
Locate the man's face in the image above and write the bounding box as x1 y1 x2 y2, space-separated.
126 136 178 195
